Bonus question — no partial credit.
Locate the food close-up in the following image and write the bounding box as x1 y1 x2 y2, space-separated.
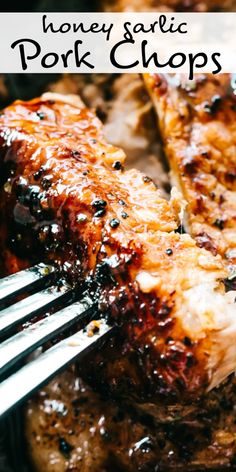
0 1 236 472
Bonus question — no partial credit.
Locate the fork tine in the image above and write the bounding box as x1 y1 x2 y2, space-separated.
0 318 112 418
0 263 56 306
0 283 72 337
0 295 96 376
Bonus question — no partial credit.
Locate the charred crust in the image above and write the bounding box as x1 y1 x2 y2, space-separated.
195 232 218 256
225 169 236 184
182 155 199 175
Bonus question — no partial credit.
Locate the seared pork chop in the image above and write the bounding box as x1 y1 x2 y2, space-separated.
144 74 236 276
0 92 234 403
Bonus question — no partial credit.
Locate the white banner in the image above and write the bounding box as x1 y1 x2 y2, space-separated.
0 13 235 76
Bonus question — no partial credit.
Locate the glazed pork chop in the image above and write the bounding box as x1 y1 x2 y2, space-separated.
0 93 235 403
144 74 236 275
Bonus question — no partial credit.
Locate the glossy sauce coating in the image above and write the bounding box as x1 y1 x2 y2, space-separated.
0 93 234 402
144 74 236 276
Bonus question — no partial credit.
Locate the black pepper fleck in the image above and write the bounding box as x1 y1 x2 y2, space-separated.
143 175 152 183
109 218 120 229
36 111 45 120
201 151 210 158
33 167 44 181
121 211 128 219
94 209 106 218
71 150 81 158
214 218 225 230
211 95 222 113
165 248 173 256
203 96 221 114
186 353 195 368
92 199 107 210
112 161 123 170
118 199 126 206
219 194 225 204
183 336 192 347
58 437 73 457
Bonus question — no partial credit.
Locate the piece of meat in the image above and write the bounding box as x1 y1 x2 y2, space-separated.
144 74 236 277
25 367 236 472
48 74 169 196
102 0 236 11
0 92 234 403
102 74 169 196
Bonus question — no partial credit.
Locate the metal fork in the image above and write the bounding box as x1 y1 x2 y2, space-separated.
0 264 113 418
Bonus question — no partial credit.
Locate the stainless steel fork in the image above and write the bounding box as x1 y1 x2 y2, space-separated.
0 264 112 418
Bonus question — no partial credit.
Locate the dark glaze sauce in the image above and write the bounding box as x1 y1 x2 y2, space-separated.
0 95 220 406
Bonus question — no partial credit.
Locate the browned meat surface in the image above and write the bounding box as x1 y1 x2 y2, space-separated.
102 0 236 11
48 74 169 195
26 367 161 472
26 367 236 471
144 74 236 278
0 92 234 406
